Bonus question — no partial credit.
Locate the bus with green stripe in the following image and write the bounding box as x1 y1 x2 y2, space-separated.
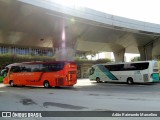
89 60 159 84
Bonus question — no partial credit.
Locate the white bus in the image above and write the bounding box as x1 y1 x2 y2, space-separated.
89 60 159 84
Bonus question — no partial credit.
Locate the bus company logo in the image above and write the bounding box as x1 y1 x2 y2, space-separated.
1 112 42 118
2 112 11 117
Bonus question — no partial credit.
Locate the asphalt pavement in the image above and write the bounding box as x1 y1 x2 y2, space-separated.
0 79 160 120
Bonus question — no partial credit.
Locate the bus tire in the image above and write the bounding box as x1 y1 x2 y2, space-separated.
55 86 60 88
96 77 101 83
43 81 50 88
127 77 134 85
9 80 14 87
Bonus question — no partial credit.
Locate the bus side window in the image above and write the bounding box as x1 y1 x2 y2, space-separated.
10 66 20 73
31 65 41 72
20 66 31 72
43 63 65 72
26 68 31 72
20 66 26 72
42 64 49 72
105 65 111 71
109 64 123 71
89 67 95 75
40 67 46 72
24 65 31 72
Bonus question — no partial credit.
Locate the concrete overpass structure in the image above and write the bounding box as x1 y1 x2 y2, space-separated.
1 0 160 61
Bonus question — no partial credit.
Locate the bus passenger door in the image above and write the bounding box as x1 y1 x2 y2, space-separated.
25 65 43 86
33 72 43 86
24 72 43 86
9 66 21 85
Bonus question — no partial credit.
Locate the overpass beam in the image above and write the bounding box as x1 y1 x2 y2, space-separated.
113 49 125 62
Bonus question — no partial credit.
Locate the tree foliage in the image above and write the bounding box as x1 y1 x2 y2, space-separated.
131 56 141 62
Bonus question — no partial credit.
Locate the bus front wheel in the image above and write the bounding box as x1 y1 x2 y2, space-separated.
96 77 101 83
127 78 134 85
44 81 50 88
9 80 14 87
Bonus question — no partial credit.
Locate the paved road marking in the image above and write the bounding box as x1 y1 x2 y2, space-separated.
0 84 5 87
0 91 5 92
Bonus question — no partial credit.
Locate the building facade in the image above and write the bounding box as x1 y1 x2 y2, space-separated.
0 45 54 56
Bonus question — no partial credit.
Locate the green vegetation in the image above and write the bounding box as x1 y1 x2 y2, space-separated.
0 54 55 68
75 57 112 64
0 54 111 66
131 56 141 62
0 54 112 67
0 76 3 83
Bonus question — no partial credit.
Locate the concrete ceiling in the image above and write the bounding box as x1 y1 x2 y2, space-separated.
0 0 158 54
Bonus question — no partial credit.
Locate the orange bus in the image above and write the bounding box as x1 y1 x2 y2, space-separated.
2 61 77 88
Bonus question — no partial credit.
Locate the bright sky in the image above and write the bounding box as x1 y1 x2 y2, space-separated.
52 0 160 24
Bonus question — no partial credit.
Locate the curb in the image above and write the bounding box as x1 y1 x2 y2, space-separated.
0 83 4 87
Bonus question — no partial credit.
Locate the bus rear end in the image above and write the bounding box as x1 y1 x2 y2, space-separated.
149 61 159 82
63 62 77 86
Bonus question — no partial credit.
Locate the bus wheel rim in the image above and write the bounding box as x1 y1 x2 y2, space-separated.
96 78 100 82
10 81 13 86
45 82 49 87
128 79 133 84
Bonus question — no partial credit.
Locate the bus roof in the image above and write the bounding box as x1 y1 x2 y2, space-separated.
21 61 76 64
5 61 76 67
92 60 157 67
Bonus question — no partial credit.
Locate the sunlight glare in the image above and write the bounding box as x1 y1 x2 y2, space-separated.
47 0 160 24
49 0 75 7
62 28 65 41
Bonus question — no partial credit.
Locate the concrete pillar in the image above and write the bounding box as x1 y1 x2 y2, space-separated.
138 42 153 61
138 46 146 61
152 38 160 59
113 49 125 62
145 43 153 60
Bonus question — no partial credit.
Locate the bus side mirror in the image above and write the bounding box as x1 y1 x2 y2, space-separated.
1 69 8 78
